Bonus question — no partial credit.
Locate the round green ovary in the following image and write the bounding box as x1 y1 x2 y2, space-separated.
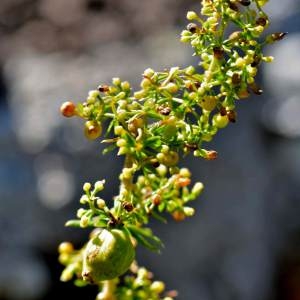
82 229 135 283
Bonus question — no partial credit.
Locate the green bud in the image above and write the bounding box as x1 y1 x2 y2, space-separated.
80 215 89 228
150 281 165 294
94 180 105 192
156 164 168 177
77 208 86 218
112 77 121 86
192 182 204 196
83 182 92 193
143 68 155 78
60 268 73 282
187 11 198 20
96 198 106 209
185 66 196 76
114 125 124 136
121 81 131 91
80 195 89 204
116 138 127 147
183 206 195 217
141 78 152 89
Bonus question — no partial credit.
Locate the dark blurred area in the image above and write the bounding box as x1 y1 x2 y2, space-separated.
0 0 300 299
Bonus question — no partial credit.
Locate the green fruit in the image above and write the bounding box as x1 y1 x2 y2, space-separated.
82 229 135 283
84 120 102 140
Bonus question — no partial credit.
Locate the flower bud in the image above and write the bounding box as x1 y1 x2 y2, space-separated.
213 114 229 128
116 138 127 148
179 168 191 178
84 120 102 140
60 101 76 117
150 281 165 294
141 78 152 89
143 68 155 78
83 182 92 193
183 207 195 217
58 242 74 254
79 195 89 205
94 180 105 192
60 268 73 282
112 77 121 86
114 125 124 136
187 11 198 21
134 90 146 99
156 164 168 177
96 198 106 209
77 208 86 218
80 215 89 228
121 81 131 91
165 82 179 94
172 210 186 222
192 182 204 196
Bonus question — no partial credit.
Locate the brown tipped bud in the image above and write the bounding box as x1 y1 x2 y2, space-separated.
175 176 191 188
157 105 171 116
152 194 162 206
60 101 76 117
205 150 218 160
172 210 186 222
122 202 134 212
256 17 268 27
84 120 102 140
220 107 227 116
239 0 251 6
232 73 241 85
228 31 242 41
251 55 261 67
187 23 198 33
150 159 160 168
213 47 224 60
272 32 287 41
249 83 263 95
227 110 237 123
185 143 198 150
267 32 288 43
229 2 239 11
98 85 110 93
194 82 201 89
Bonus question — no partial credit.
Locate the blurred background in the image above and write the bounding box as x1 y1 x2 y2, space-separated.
0 0 300 299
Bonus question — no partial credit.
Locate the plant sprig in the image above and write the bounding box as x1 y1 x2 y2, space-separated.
59 1 284 299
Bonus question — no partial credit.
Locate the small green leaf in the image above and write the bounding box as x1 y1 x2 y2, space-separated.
126 225 163 252
65 220 81 227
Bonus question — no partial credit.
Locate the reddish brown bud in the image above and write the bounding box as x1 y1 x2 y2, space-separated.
220 107 227 116
249 83 263 95
172 211 186 222
256 17 268 27
232 73 241 85
185 143 198 150
98 85 110 93
239 0 251 6
272 32 287 41
60 101 76 117
175 176 191 188
187 23 198 33
213 47 225 60
227 110 237 123
152 194 162 206
251 55 261 67
205 150 218 160
229 2 239 11
122 202 134 212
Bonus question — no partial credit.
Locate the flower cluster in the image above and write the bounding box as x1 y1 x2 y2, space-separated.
59 0 284 299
